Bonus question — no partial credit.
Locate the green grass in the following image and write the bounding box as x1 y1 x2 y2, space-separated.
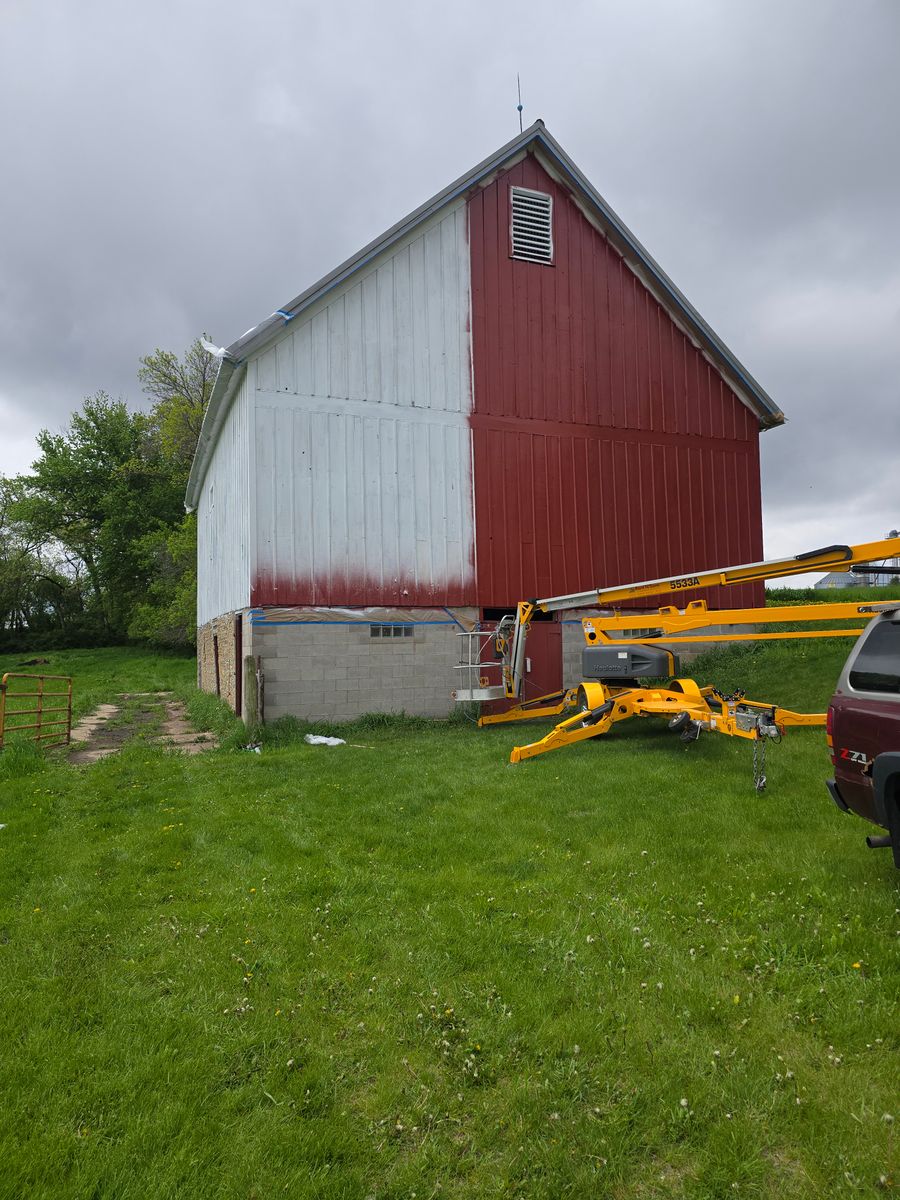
767 585 900 605
0 644 897 1198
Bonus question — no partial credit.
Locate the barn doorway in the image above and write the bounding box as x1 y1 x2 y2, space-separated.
479 607 563 716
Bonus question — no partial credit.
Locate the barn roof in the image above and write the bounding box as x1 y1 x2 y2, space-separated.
187 121 783 509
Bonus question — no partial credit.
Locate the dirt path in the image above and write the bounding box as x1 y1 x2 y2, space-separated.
68 692 217 765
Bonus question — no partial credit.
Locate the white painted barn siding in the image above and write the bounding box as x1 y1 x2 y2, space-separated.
196 370 252 625
251 202 475 604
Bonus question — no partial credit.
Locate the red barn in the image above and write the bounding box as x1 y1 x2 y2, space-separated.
187 121 783 721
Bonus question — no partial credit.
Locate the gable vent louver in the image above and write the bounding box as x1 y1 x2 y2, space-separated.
510 186 553 264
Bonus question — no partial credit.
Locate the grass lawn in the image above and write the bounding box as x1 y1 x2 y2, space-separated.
0 640 897 1198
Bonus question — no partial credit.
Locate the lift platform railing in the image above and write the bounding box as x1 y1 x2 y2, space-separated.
0 673 73 750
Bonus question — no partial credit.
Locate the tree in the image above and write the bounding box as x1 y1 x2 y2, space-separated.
10 393 184 635
138 336 218 473
0 478 86 640
5 337 213 648
128 513 197 646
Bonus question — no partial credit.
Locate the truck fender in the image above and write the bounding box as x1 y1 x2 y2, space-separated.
872 752 900 869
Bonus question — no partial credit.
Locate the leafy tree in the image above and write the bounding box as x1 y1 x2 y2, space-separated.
138 336 218 473
5 337 214 649
128 514 197 646
11 394 184 635
0 479 86 639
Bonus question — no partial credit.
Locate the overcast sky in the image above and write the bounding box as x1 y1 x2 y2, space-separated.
1 0 898 575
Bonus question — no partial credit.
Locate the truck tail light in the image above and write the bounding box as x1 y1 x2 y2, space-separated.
826 705 835 764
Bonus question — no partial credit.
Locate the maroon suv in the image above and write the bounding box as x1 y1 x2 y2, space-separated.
827 608 900 866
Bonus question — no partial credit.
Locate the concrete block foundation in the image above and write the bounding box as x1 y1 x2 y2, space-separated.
198 606 477 723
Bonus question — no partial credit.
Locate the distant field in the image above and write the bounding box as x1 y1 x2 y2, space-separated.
766 585 900 604
0 633 897 1199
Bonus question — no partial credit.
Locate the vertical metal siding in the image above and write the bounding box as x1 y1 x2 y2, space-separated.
255 205 470 415
469 156 764 608
197 370 251 624
251 203 476 607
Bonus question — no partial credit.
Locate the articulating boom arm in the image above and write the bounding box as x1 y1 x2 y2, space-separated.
502 537 900 699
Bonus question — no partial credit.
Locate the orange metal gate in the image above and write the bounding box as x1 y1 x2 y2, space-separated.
0 673 73 750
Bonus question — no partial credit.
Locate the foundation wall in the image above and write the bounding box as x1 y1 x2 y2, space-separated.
197 612 251 714
199 607 477 723
254 612 475 722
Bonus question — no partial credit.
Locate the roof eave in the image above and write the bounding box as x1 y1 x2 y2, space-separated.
184 357 245 511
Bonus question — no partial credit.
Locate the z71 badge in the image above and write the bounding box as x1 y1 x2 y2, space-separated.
840 748 870 767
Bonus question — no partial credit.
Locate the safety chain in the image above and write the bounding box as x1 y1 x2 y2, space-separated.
753 729 768 787
711 687 746 704
752 719 767 791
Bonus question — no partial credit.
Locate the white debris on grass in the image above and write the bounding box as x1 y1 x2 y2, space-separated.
304 734 346 747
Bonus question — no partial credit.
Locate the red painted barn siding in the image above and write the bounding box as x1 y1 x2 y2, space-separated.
468 155 764 609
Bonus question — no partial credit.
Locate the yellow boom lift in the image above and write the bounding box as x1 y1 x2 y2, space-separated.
453 537 900 785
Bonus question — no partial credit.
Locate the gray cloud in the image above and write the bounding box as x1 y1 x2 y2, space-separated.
1 0 897 558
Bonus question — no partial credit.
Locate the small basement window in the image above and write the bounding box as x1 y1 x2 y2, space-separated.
370 624 414 638
510 186 553 264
